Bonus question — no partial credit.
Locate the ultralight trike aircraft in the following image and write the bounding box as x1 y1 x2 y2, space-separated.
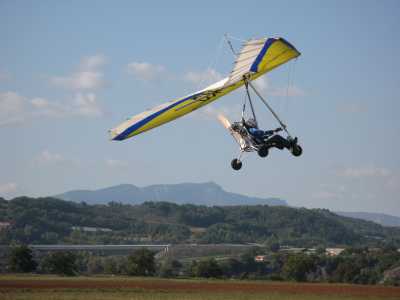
110 35 303 170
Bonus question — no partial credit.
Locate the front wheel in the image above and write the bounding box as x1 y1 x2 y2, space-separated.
231 158 242 170
291 145 303 157
258 146 269 158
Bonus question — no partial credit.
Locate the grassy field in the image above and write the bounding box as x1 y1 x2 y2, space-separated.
4 290 396 300
1 275 400 300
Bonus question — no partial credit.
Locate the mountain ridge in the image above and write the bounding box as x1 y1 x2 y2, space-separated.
56 182 287 207
55 182 400 227
335 211 400 227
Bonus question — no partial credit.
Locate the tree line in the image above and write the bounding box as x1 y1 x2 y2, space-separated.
7 245 157 276
6 245 400 286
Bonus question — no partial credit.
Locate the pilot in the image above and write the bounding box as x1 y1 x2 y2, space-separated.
244 118 297 149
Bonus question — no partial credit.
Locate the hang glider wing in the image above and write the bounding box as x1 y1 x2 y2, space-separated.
110 37 300 141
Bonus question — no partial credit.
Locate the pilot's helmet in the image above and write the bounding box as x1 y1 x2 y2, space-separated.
246 118 257 128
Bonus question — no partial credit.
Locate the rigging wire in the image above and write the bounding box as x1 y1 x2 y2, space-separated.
284 58 298 114
282 60 293 114
225 33 248 43
224 33 238 57
284 61 292 111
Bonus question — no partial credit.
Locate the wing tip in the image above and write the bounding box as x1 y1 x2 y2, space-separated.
109 129 123 141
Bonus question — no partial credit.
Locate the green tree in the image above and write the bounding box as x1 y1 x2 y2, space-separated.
316 246 326 255
104 257 118 274
87 255 104 274
8 245 37 273
158 259 182 278
220 258 243 277
239 248 260 273
126 248 155 276
41 251 78 276
193 258 223 278
283 254 315 282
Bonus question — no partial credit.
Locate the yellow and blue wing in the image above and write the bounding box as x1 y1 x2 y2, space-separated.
110 37 300 141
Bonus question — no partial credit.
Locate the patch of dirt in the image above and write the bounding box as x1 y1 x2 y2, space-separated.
1 278 400 297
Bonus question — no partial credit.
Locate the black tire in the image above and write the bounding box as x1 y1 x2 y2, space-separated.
291 145 303 157
257 146 269 158
231 158 242 170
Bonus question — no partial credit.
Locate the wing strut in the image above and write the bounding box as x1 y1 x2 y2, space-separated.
243 80 258 127
244 79 292 137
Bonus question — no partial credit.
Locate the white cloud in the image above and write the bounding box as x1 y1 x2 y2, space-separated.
105 159 128 168
30 93 103 118
0 182 17 195
30 97 69 117
0 91 24 114
127 62 165 81
338 166 391 179
50 54 107 91
0 91 103 127
252 77 269 92
51 71 105 90
0 91 26 126
193 103 242 122
189 103 242 122
73 93 103 117
31 97 50 108
249 77 305 97
184 68 222 86
80 54 107 70
35 150 65 164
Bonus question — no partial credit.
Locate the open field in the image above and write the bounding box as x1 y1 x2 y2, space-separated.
1 275 400 300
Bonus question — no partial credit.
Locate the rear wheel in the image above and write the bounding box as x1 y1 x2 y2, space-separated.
291 145 303 157
257 146 269 158
231 158 242 170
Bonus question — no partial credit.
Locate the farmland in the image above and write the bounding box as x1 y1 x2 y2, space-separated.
1 275 400 300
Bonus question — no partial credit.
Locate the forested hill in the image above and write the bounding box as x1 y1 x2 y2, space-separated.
1 197 400 248
55 182 287 206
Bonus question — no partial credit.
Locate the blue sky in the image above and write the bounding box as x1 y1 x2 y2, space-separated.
1 0 399 215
